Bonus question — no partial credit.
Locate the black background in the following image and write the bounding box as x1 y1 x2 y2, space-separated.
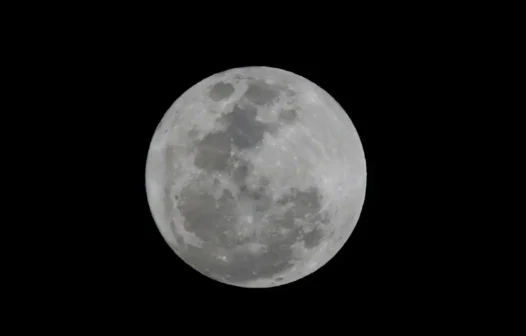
51 35 459 314
5 6 501 326
90 58 436 302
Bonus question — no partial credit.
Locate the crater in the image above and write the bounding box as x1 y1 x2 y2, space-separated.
208 81 235 101
279 108 298 123
301 227 325 249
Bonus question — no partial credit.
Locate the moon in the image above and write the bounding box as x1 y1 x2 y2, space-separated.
145 66 366 287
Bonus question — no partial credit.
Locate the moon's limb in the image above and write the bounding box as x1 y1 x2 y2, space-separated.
145 66 366 287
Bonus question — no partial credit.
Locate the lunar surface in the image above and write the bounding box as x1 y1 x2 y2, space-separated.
145 66 366 287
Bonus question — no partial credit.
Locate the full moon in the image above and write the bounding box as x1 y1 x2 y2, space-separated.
145 66 366 287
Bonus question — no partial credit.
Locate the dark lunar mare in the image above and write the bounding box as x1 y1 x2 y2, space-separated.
279 108 298 124
176 180 329 284
192 102 273 173
243 80 280 106
208 82 235 101
222 104 269 149
193 131 232 172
